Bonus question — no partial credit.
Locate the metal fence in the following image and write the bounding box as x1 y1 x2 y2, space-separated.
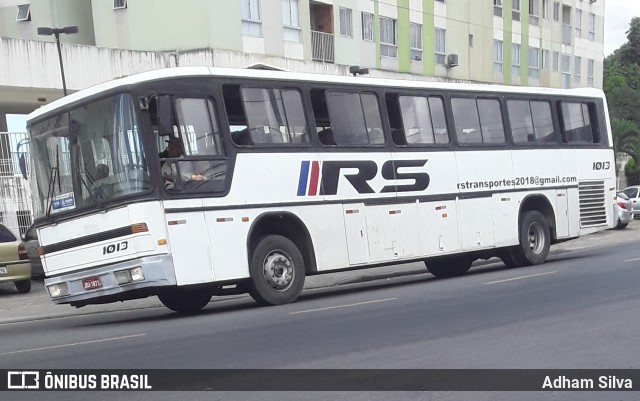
311 31 334 63
0 132 33 237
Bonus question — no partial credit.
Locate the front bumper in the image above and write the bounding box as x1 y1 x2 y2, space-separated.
44 254 176 305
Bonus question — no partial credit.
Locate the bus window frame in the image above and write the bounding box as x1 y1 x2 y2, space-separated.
384 90 452 149
448 93 508 148
311 87 388 149
557 98 605 147
504 95 560 147
230 83 314 149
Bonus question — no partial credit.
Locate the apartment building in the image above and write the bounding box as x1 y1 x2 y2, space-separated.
0 0 607 235
0 0 605 89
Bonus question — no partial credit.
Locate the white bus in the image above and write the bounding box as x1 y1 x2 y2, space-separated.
26 67 615 313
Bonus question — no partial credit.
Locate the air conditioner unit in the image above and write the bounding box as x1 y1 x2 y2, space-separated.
447 54 459 67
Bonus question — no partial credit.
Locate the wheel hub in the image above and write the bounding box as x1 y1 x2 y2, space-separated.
527 222 545 254
262 251 294 291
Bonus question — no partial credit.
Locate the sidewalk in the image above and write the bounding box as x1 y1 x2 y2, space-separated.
1 223 639 324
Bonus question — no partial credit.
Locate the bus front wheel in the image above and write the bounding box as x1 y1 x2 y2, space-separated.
508 210 551 266
426 256 472 278
158 287 212 314
248 235 305 306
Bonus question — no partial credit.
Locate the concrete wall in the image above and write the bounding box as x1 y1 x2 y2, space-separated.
0 0 95 45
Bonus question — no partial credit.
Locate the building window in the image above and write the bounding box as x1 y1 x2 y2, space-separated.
575 9 582 38
16 4 30 21
282 0 301 42
587 59 595 86
362 12 374 41
512 43 521 77
561 53 571 88
380 17 397 57
513 0 520 22
529 47 540 78
494 0 503 17
553 1 560 21
242 0 262 37
435 28 446 65
410 23 423 61
587 13 596 41
529 0 539 25
553 51 559 71
542 0 549 19
574 56 582 83
542 49 549 69
493 40 503 74
339 7 353 37
113 0 127 9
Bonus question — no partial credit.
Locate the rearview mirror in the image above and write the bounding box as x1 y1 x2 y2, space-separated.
156 95 173 136
18 154 27 180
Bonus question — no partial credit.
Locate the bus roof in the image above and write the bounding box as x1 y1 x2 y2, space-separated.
27 66 606 122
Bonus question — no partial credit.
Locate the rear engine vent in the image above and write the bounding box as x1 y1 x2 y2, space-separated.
579 181 607 227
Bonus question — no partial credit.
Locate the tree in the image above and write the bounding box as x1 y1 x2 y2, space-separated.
619 17 640 65
611 119 640 162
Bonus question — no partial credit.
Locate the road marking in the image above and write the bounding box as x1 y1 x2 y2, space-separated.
485 271 556 285
290 298 397 315
624 257 640 263
0 333 146 356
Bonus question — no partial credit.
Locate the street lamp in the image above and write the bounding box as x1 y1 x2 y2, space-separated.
37 26 78 96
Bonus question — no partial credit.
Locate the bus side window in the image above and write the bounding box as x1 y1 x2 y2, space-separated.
559 101 597 144
387 94 450 146
224 85 310 146
452 97 505 145
223 84 250 146
317 90 384 146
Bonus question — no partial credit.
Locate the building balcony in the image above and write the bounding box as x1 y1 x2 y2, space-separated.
311 31 334 63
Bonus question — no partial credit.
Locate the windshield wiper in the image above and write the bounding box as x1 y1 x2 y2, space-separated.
79 170 107 208
45 146 61 218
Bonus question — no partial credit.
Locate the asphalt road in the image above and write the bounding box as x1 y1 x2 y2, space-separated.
1 238 639 400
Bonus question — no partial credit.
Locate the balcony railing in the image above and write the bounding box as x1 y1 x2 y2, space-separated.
311 31 334 63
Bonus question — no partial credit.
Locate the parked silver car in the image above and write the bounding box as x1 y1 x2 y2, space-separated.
22 224 43 278
614 192 634 229
622 186 640 219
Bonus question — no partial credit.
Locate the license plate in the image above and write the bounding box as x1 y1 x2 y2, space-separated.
0 267 6 275
82 277 102 290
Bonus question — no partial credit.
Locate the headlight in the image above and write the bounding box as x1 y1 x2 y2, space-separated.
47 283 69 298
114 267 144 285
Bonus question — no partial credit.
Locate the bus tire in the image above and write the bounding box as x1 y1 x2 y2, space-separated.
158 287 212 314
426 256 472 278
500 248 524 268
14 279 31 294
248 235 305 306
510 210 551 266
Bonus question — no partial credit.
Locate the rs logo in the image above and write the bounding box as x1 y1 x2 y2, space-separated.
297 160 430 196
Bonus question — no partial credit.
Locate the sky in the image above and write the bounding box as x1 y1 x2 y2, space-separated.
2 0 638 132
604 0 640 56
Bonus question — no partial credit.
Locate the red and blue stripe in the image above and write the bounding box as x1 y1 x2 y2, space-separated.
297 161 320 196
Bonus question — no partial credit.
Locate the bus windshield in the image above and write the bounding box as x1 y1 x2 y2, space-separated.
28 93 152 219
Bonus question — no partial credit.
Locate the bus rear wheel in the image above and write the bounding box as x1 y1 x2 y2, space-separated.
248 235 305 306
426 256 472 278
508 210 551 266
158 287 212 314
